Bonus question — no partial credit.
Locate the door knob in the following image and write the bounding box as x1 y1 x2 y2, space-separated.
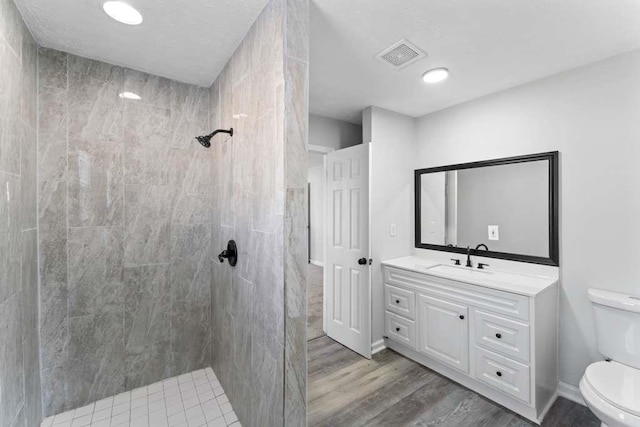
358 257 367 265
218 240 238 267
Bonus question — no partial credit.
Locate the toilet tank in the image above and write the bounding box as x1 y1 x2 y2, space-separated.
589 288 640 369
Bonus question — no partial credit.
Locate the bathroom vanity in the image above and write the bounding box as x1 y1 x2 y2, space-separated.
381 256 559 424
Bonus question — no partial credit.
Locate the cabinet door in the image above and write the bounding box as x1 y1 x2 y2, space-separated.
417 294 469 373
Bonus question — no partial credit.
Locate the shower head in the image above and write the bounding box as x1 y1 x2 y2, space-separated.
195 128 234 148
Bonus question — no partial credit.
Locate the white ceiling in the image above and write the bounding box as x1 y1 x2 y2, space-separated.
15 0 269 87
310 0 640 124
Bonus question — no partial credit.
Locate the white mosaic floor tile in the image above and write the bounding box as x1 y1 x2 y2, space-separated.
40 368 240 427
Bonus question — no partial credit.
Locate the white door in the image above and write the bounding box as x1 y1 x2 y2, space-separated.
325 144 371 358
417 294 469 372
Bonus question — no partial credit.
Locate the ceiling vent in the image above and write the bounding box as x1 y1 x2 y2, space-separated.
376 39 426 69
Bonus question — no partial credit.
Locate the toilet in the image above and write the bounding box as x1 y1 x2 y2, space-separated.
580 289 640 427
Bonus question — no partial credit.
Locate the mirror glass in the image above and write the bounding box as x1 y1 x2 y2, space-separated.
416 153 558 265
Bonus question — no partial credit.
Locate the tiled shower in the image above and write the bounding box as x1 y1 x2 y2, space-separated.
0 0 308 425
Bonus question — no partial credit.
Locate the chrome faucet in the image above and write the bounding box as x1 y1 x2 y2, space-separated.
466 246 473 268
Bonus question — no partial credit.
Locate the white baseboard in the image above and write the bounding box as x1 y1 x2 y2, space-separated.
557 381 585 406
371 339 386 355
309 260 324 267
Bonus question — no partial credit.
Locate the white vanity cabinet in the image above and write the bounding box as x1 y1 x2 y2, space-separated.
381 257 559 424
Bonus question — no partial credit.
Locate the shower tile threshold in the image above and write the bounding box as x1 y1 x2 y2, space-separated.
40 367 240 427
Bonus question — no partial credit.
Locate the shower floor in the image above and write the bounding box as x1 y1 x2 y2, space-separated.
40 368 239 427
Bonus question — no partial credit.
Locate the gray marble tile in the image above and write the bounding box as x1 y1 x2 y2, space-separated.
170 298 211 376
285 58 308 189
124 264 171 349
68 226 124 317
0 38 20 122
38 179 67 285
0 0 25 57
251 342 284 427
171 254 211 302
20 31 38 129
68 54 124 142
38 47 67 90
0 292 25 427
8 406 25 427
20 123 37 230
41 366 67 416
0 113 21 176
125 340 172 390
68 138 124 227
232 276 253 376
38 85 68 183
39 280 68 371
23 332 43 427
123 102 172 185
67 312 126 407
124 69 172 107
286 0 309 62
21 229 38 342
124 184 172 266
170 82 209 150
0 171 21 304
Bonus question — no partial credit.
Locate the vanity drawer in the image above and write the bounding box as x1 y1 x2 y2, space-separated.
384 267 530 321
473 310 530 363
474 346 530 403
384 284 415 319
385 311 416 349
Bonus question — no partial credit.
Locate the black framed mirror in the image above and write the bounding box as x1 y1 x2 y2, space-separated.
415 151 559 266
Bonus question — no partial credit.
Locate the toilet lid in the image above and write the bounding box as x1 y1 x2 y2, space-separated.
584 361 640 417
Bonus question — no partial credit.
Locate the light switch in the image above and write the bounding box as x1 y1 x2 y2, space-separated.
390 223 397 237
488 225 499 241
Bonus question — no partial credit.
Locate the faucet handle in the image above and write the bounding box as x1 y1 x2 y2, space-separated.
450 258 461 266
477 263 490 270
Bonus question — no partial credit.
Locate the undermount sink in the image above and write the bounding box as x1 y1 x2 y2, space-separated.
426 264 493 276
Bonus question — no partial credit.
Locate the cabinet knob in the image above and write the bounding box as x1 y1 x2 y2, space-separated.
395 299 400 304
496 371 502 377
495 333 502 339
395 327 400 332
459 315 465 320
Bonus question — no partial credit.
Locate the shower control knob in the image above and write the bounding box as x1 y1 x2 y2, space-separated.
218 240 238 267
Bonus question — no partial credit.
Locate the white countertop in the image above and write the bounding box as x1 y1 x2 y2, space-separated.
382 256 558 296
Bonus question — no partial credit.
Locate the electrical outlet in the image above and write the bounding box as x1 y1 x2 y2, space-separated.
488 225 499 241
390 223 397 237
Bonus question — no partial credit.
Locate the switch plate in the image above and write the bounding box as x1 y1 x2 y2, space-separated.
390 223 397 237
488 225 499 241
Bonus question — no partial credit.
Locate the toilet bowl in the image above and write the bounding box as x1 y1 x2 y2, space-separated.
582 289 640 427
579 361 640 427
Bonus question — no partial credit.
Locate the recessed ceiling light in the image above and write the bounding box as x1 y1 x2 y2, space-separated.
119 92 141 100
422 68 449 84
103 1 143 25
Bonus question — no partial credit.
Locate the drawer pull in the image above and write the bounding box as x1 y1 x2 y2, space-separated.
496 371 502 377
395 327 400 332
395 299 400 304
495 333 502 339
459 315 465 320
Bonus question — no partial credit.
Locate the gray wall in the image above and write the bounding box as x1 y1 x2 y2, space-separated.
37 48 213 415
309 113 361 150
209 0 308 425
415 50 640 387
456 161 549 256
0 0 41 425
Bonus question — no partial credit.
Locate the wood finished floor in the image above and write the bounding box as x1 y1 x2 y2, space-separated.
308 336 599 427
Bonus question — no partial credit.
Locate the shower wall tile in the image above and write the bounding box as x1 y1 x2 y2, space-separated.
124 264 171 349
20 122 37 230
124 101 172 185
68 54 124 142
171 223 211 302
170 83 210 149
21 229 38 344
124 184 172 266
68 227 124 318
38 84 68 182
68 138 124 227
171 298 211 375
20 34 37 129
38 47 67 90
124 69 172 107
125 340 172 390
0 292 24 427
41 366 67 416
0 172 21 303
